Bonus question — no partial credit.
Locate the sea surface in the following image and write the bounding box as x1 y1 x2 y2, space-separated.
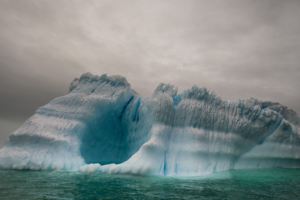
0 169 299 200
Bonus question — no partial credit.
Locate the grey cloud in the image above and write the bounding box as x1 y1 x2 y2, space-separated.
0 0 299 144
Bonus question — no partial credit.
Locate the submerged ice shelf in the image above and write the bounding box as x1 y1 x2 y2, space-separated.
0 73 299 176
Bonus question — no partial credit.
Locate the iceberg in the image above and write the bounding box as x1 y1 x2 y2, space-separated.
0 73 299 176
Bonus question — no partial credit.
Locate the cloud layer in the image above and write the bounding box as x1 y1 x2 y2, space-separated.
0 0 299 143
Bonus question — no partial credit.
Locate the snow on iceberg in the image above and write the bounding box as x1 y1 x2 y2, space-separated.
0 73 299 176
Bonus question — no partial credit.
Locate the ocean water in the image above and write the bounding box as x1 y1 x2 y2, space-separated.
0 169 299 200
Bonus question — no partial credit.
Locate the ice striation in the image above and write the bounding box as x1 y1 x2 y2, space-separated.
0 73 299 176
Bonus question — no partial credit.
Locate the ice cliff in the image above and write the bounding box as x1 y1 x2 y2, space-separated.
0 73 299 176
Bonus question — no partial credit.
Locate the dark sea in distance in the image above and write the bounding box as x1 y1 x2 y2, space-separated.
0 169 299 200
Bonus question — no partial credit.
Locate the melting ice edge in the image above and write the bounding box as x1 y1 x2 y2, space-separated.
0 73 300 176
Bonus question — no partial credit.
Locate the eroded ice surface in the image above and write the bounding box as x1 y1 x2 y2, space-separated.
0 73 299 176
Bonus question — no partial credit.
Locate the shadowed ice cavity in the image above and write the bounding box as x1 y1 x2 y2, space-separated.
0 73 299 176
69 74 153 165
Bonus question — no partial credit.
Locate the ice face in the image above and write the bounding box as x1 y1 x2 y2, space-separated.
0 73 151 170
0 73 299 176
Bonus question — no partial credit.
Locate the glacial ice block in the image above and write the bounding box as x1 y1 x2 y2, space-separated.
0 73 151 170
0 73 299 176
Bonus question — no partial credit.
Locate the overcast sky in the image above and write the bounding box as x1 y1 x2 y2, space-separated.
0 0 300 146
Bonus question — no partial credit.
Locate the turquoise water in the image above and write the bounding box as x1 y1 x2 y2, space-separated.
0 169 299 200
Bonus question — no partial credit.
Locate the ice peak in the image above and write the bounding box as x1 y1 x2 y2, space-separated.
153 83 178 97
180 85 221 104
69 73 130 92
